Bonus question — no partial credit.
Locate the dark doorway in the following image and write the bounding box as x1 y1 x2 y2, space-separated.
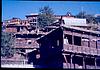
74 36 81 46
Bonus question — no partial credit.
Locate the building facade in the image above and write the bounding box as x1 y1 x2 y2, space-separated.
36 26 100 69
2 13 100 68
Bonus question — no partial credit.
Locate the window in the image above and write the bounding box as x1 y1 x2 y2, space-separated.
33 19 37 22
64 34 72 44
74 36 81 46
64 37 69 44
28 42 31 44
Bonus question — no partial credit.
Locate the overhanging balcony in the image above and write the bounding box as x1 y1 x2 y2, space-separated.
63 44 100 56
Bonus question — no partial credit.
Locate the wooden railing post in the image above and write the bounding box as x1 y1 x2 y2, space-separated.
70 54 74 69
94 57 97 69
63 54 68 68
83 55 86 69
72 31 74 51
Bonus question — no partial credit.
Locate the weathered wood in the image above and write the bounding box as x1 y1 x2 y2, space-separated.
97 49 100 56
63 54 68 67
70 54 73 69
63 44 99 56
73 32 82 37
64 31 72 35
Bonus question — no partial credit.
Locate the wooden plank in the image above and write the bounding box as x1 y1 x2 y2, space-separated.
63 44 69 51
82 34 89 38
69 45 73 52
97 49 100 56
72 45 77 53
93 48 97 55
63 55 68 68
97 40 100 49
63 44 99 56
90 48 94 55
81 41 89 47
77 46 82 53
90 36 97 48
64 44 73 52
64 31 72 35
73 32 82 37
85 47 90 54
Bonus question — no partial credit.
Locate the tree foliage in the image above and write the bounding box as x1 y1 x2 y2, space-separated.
76 11 97 24
37 6 56 28
85 14 96 24
1 32 16 58
76 11 86 18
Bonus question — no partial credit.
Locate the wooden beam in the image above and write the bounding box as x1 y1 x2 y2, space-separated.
70 54 74 69
63 54 68 67
83 56 86 69
94 57 97 69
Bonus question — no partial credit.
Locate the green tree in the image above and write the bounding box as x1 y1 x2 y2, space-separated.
37 6 56 28
1 32 16 58
85 14 96 24
76 11 97 24
76 11 86 18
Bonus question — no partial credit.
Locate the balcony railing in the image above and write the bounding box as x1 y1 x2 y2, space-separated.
15 43 39 48
1 59 28 65
63 44 100 56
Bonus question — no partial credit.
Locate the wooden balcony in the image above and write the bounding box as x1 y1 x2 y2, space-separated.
1 59 28 65
15 43 39 48
64 30 100 39
82 34 89 38
17 31 48 35
63 44 100 56
64 31 72 35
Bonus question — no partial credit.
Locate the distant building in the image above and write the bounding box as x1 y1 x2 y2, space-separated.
4 17 21 25
94 14 100 17
20 20 29 26
3 18 21 32
25 13 38 27
95 14 100 24
25 13 74 26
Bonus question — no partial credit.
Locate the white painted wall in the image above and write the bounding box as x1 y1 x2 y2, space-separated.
63 17 87 26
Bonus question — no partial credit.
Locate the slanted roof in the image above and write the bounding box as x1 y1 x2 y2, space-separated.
62 25 100 35
62 17 87 26
36 28 57 41
36 27 63 43
26 13 38 17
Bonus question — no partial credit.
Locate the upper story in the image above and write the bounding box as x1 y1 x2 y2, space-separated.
63 25 100 56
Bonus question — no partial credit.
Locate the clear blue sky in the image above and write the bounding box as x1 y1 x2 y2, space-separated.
2 0 100 21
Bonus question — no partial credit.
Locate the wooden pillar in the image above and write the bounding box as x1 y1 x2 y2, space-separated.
63 54 68 67
88 33 91 55
96 36 97 49
70 54 73 69
81 32 83 46
72 31 74 45
72 31 74 51
73 54 75 69
95 57 97 69
83 55 86 69
81 32 83 53
88 34 91 47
